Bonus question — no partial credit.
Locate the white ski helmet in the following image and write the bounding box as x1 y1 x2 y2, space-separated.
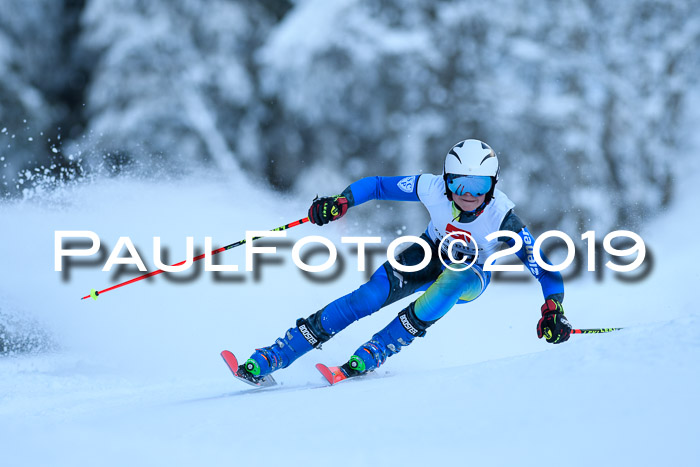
443 139 500 207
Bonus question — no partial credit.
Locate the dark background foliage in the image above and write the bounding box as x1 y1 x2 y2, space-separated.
1 0 698 233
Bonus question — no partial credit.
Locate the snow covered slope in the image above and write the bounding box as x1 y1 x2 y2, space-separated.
1 167 698 466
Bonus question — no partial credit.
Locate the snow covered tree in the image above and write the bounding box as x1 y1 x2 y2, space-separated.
0 0 61 196
257 0 700 232
2 0 698 234
0 0 91 197
74 0 288 177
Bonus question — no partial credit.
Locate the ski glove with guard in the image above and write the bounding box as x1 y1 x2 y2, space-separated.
537 298 572 344
308 195 349 226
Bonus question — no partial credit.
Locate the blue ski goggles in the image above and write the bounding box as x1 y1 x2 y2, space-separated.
446 174 493 196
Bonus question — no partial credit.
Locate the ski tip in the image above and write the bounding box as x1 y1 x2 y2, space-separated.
315 363 335 385
316 363 346 385
220 350 239 371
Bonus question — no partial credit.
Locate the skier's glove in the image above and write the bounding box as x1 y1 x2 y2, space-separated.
308 195 349 226
537 298 572 344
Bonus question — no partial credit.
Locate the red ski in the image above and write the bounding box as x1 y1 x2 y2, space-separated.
316 362 371 385
315 363 349 385
220 350 277 388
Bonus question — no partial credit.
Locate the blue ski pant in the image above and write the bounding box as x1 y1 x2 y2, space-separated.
317 233 491 337
246 234 492 375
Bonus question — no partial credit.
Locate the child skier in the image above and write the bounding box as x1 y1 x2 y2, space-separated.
234 139 571 385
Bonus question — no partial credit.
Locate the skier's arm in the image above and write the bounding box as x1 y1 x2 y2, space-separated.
498 210 564 302
499 210 571 344
340 175 421 207
308 176 420 225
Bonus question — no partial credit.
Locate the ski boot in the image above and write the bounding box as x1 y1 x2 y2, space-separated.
351 304 431 372
244 313 330 378
220 350 277 387
317 304 432 385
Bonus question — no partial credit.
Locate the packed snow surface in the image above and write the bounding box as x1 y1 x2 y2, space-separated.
1 169 698 466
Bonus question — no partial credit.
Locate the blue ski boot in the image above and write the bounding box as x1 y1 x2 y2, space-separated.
244 313 330 377
348 303 431 373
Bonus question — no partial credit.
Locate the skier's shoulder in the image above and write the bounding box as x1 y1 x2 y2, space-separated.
489 190 525 236
416 173 445 204
481 188 516 227
490 188 515 212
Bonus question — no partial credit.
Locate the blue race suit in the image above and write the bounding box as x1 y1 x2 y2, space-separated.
247 175 564 375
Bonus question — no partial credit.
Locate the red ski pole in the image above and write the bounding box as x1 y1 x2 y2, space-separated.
81 217 310 300
572 327 623 334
